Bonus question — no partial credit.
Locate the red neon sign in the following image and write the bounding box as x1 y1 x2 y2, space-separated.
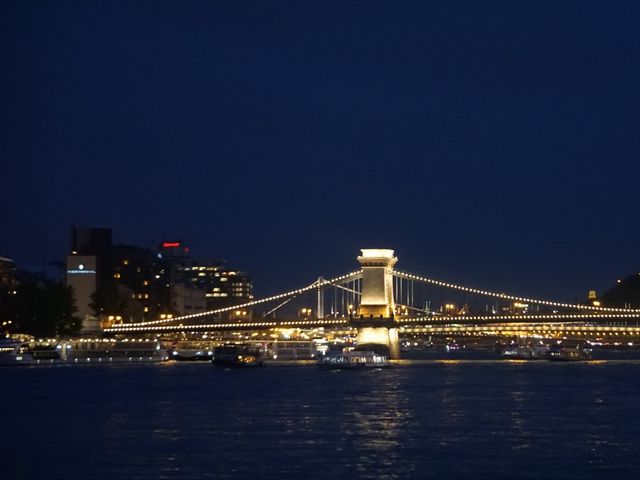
162 242 181 248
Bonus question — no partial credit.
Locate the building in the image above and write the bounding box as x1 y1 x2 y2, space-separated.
112 244 155 320
0 257 18 289
66 227 115 333
70 227 113 289
66 255 100 334
65 229 254 327
0 257 19 334
154 242 252 312
180 261 253 310
170 284 207 316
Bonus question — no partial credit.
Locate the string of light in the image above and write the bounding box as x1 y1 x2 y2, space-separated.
399 312 640 323
392 270 640 313
109 270 363 329
105 312 640 334
405 324 640 334
104 318 350 333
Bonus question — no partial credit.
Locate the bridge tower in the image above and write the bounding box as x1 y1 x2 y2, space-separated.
352 249 400 359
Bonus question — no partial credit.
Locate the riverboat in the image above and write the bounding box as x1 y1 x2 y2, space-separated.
0 339 33 366
318 350 389 369
171 348 213 361
212 345 264 368
547 344 592 361
500 344 548 360
68 339 168 363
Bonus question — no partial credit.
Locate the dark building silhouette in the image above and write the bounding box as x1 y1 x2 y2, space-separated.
0 257 18 289
70 227 113 289
65 229 251 324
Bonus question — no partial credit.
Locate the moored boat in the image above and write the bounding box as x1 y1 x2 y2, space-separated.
547 343 592 361
212 345 264 368
318 350 389 369
171 348 213 361
0 339 33 366
500 343 548 360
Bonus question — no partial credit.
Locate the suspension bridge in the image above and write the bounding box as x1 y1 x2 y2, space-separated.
105 249 640 355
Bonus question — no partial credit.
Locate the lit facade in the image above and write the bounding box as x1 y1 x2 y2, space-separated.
112 245 156 320
180 262 253 310
357 249 397 317
170 284 207 316
66 255 100 333
354 249 400 358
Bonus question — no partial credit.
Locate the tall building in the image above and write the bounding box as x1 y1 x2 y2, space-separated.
70 227 113 289
112 244 155 321
154 243 252 314
153 240 193 317
66 255 99 333
180 261 253 310
67 227 113 332
71 227 112 256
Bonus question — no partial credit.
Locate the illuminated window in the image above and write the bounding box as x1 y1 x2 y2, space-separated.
113 273 121 279
123 260 129 265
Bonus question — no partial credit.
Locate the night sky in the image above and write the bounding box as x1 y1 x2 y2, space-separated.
2 1 639 300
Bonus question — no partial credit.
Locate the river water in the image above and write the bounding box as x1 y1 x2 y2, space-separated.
2 360 640 479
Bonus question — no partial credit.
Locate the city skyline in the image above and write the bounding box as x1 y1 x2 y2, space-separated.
3 4 640 479
3 1 640 300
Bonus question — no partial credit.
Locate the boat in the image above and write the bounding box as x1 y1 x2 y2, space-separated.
0 339 33 366
500 343 548 360
68 339 169 363
212 345 264 368
318 350 390 369
171 348 213 361
547 343 592 361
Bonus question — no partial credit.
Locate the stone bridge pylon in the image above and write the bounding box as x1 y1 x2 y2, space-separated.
351 249 400 359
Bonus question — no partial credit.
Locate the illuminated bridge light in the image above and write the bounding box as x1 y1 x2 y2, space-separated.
391 269 640 314
108 270 363 330
104 265 640 334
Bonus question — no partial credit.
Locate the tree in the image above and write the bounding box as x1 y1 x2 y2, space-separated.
89 280 127 317
90 281 145 322
0 282 81 337
602 274 640 308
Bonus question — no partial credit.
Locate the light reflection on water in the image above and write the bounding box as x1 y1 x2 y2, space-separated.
1 361 640 479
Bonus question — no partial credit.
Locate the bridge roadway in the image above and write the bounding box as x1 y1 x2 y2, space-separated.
104 312 640 339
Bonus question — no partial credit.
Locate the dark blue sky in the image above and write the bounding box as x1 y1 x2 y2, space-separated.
2 1 639 300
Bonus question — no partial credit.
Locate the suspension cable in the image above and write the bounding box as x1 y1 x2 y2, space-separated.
111 270 364 328
392 270 640 313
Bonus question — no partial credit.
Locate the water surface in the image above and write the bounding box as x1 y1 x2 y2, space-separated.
2 361 639 479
